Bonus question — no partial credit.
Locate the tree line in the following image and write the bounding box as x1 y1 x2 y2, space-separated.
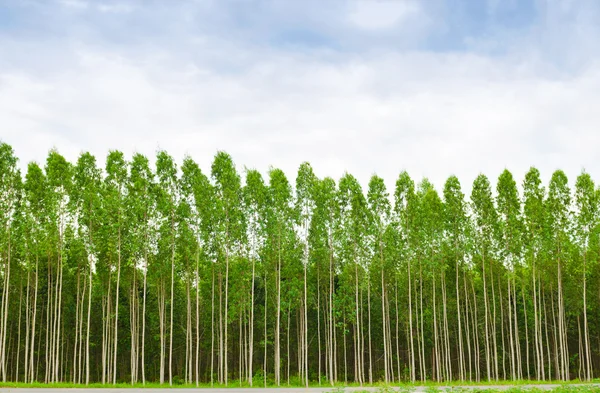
0 142 598 385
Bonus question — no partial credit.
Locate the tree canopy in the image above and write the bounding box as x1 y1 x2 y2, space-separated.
0 143 599 385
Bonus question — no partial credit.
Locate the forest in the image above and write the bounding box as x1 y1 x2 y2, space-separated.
0 142 598 386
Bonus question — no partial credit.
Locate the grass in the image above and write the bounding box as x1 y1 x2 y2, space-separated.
344 386 600 393
0 379 599 390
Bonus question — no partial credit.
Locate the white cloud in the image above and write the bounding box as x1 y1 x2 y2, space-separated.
347 0 420 31
59 0 89 9
2 41 599 196
1 0 599 198
97 3 134 13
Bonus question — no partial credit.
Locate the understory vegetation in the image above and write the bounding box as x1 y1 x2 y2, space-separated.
0 142 599 385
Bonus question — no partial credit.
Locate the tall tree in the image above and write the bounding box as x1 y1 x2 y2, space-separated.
211 152 245 386
22 162 47 383
242 169 267 386
496 170 524 380
367 175 391 383
155 151 179 386
103 151 127 385
338 174 370 385
266 168 295 386
295 162 316 387
471 174 499 381
44 150 72 383
0 143 21 382
72 152 102 384
443 175 468 381
127 153 156 385
522 167 546 381
181 156 214 386
546 170 572 381
394 171 418 382
310 177 338 385
574 172 596 381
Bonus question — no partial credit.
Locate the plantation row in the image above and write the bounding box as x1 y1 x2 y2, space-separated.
0 142 598 386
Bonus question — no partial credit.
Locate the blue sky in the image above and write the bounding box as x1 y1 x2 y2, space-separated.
1 0 600 192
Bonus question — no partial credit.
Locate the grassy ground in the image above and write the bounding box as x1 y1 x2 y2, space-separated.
0 380 599 390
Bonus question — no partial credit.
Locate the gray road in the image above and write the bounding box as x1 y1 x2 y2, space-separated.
0 386 598 392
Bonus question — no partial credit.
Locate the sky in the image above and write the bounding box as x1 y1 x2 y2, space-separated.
1 0 600 195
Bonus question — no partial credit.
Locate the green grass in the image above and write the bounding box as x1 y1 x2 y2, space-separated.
345 386 600 393
0 379 599 390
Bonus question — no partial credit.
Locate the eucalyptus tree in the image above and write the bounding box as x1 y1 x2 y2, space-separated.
177 162 197 385
442 175 468 381
295 162 316 387
175 185 198 384
61 212 87 384
310 177 338 385
471 174 499 381
211 152 245 385
338 173 370 384
417 179 447 381
546 170 572 381
72 152 102 384
127 153 156 384
381 204 403 383
21 162 47 383
522 167 547 380
574 172 596 381
496 170 525 380
181 157 214 385
44 150 72 383
367 175 391 383
10 203 26 384
102 151 128 384
265 168 296 386
394 171 418 382
0 143 21 382
14 169 32 384
154 151 179 385
242 169 267 386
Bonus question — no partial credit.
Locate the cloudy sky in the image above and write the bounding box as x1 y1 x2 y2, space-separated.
1 0 599 193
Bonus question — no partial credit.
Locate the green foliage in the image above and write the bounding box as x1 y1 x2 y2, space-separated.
1 143 600 386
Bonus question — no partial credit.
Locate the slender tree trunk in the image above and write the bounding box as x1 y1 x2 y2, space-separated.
355 252 361 385
367 278 372 384
456 250 464 381
224 243 230 386
442 272 451 381
304 260 308 387
141 248 147 385
211 265 215 386
328 229 335 386
113 225 121 385
395 280 400 383
15 279 23 382
169 215 175 386
0 225 11 382
245 253 253 386
583 255 592 380
24 267 31 383
73 270 81 383
196 247 201 386
381 265 388 383
30 254 39 383
263 274 268 388
419 261 425 382
408 256 415 382
522 284 530 380
463 271 472 381
482 251 491 381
